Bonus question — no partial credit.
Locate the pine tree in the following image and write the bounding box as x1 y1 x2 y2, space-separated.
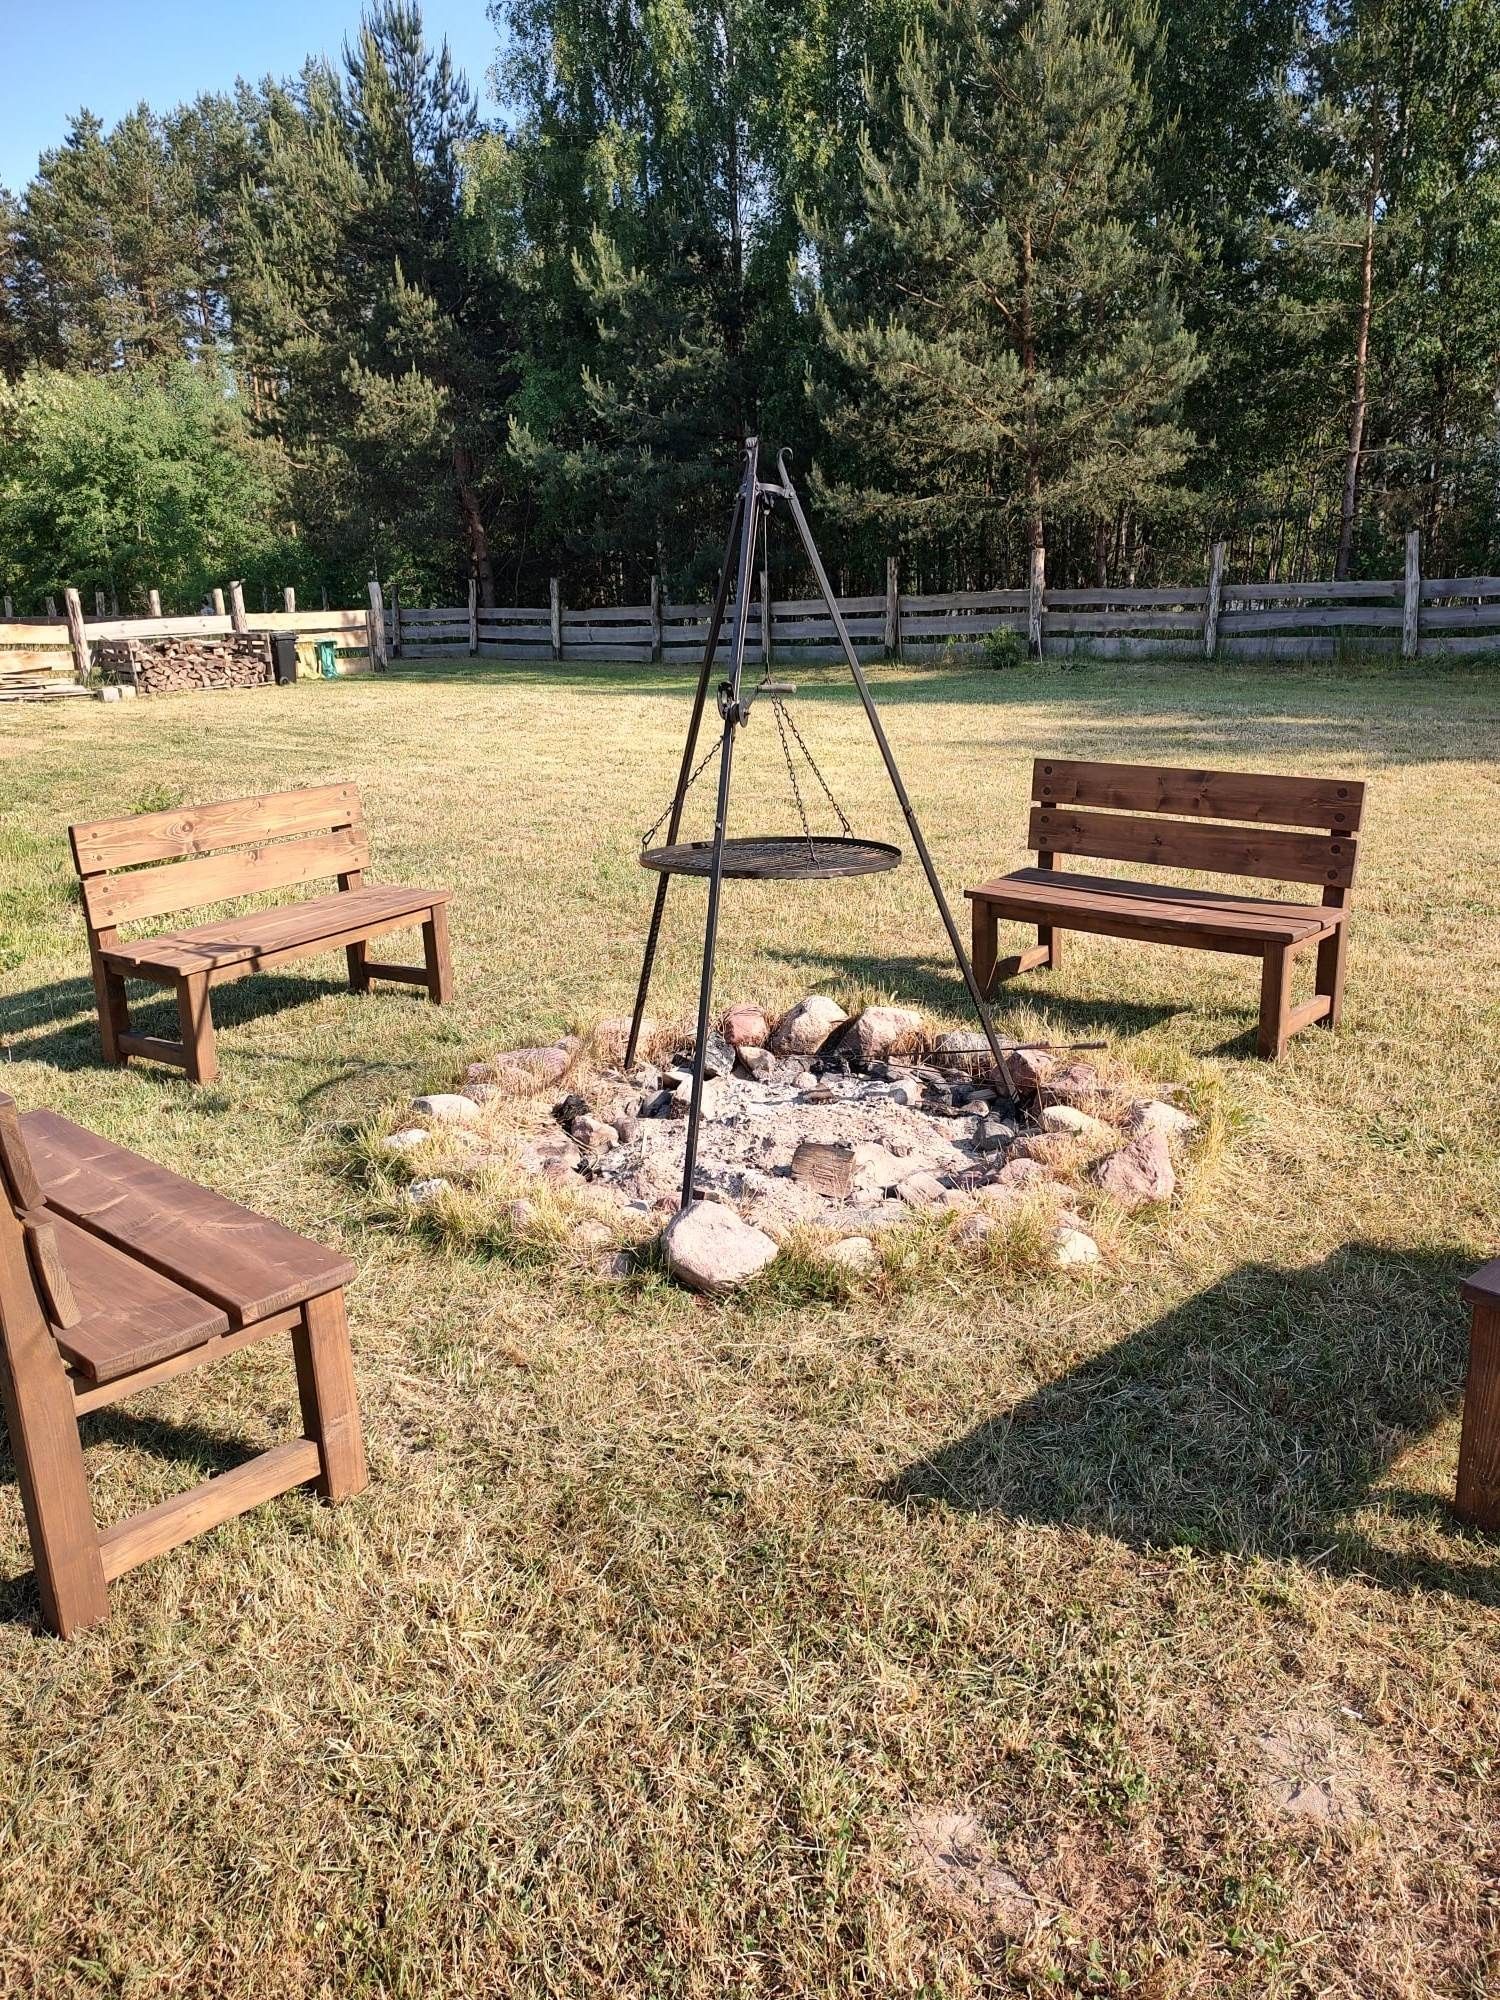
815 0 1203 619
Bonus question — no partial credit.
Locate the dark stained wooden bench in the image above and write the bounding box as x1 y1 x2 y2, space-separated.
965 758 1365 1059
70 782 452 1084
0 1091 367 1637
1457 1259 1500 1532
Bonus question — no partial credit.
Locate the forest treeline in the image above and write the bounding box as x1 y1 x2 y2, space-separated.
1 0 1497 614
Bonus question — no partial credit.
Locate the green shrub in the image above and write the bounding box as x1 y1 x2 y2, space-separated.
981 625 1026 670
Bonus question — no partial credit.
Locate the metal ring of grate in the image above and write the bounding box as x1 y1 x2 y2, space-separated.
640 835 903 881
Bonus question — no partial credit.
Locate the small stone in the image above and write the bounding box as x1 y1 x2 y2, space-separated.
406 1177 451 1205
1126 1098 1198 1141
492 1045 572 1086
412 1093 482 1126
570 1219 615 1252
662 1202 779 1295
640 1089 675 1118
1010 1048 1057 1093
630 1061 661 1091
896 1170 948 1209
596 1015 654 1062
519 1133 583 1179
826 1235 877 1272
839 1005 924 1062
934 1029 990 1058
974 1112 1020 1154
1044 1061 1101 1101
738 1045 775 1078
598 1251 634 1282
505 1198 539 1229
1041 1104 1114 1144
462 1082 504 1106
382 1127 430 1153
769 994 849 1057
883 1075 924 1108
995 1156 1051 1188
555 1091 591 1124
1091 1127 1175 1209
679 1029 735 1079
851 1143 911 1197
570 1114 620 1155
953 1211 1000 1249
722 1003 771 1048
1052 1225 1101 1268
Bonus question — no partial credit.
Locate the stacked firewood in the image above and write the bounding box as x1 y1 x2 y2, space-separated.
96 635 272 695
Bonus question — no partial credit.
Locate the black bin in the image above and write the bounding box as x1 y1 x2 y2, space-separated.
271 632 298 684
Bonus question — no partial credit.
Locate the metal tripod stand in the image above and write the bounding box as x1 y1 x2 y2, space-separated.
626 438 1020 1209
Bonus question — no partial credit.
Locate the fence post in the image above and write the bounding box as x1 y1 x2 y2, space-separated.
468 576 478 655
649 574 663 662
94 588 107 619
147 588 162 619
1028 556 1045 658
63 588 89 683
320 584 329 611
367 579 388 670
389 587 403 658
884 555 902 659
283 586 296 614
549 577 562 661
211 587 225 617
1403 529 1421 660
1204 542 1225 659
229 581 248 634
2 595 10 619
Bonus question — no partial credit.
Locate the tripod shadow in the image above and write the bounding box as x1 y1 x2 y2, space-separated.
878 1242 1495 1604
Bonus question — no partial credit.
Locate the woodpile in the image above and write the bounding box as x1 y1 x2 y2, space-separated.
97 634 272 695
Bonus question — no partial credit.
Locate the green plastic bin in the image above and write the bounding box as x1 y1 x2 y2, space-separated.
315 640 339 678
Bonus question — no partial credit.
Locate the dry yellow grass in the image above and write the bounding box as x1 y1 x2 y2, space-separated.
0 655 1497 1998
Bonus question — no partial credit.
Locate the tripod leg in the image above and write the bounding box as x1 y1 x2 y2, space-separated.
680 440 762 1206
625 485 749 1070
775 466 1021 1106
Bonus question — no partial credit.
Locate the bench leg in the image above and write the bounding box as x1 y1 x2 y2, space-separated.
1456 1300 1500 1532
1257 944 1292 1060
1314 924 1348 1031
971 902 999 999
87 938 131 1067
423 904 453 1006
0 1214 109 1637
1036 921 1062 973
176 973 218 1085
346 942 371 995
292 1290 369 1503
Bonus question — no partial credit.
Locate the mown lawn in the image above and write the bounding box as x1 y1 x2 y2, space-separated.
0 656 1497 1999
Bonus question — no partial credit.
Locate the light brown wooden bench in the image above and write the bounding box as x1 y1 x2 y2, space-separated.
0 1092 367 1637
1457 1259 1500 1532
70 782 452 1083
965 758 1365 1059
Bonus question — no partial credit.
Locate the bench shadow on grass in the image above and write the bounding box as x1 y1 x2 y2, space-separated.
0 969 395 1072
878 1241 1497 1606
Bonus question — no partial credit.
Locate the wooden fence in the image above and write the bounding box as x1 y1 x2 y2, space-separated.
4 536 1498 700
376 539 1500 667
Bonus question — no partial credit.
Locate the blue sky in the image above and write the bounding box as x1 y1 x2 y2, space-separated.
0 0 506 192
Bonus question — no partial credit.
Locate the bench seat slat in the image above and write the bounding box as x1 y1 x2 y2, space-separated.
966 868 1340 945
46 1212 230 1384
22 1110 355 1329
101 885 447 978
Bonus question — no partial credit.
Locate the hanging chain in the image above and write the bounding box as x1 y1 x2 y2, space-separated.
772 698 819 861
775 699 857 840
640 734 722 849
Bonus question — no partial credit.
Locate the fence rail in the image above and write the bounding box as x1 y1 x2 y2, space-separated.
5 537 1498 698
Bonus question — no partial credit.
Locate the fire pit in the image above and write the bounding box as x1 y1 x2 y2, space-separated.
374 997 1200 1295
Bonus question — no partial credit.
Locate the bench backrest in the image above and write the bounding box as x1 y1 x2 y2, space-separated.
0 1093 78 1338
1028 758 1363 897
70 783 368 936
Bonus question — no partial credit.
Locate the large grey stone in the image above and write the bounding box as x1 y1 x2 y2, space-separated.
1041 1103 1114 1145
1125 1098 1198 1141
412 1092 482 1127
839 1005 924 1062
662 1202 779 1295
769 994 848 1056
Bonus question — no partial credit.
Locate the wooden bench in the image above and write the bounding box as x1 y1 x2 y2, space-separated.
70 782 452 1083
0 1092 367 1637
1456 1259 1500 1532
965 758 1365 1059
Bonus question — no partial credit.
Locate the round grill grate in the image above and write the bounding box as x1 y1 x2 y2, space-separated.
640 835 902 881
